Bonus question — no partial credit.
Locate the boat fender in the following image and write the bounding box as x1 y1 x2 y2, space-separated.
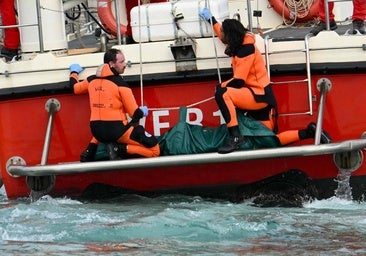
268 0 319 22
26 175 56 193
97 0 127 36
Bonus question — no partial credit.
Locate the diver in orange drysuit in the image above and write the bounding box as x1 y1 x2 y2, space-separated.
0 0 20 61
199 9 332 154
69 48 160 161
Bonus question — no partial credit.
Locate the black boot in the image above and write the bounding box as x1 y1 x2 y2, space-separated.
106 143 121 160
80 143 98 162
117 143 128 158
353 19 365 34
0 47 19 62
218 126 246 154
105 143 128 160
299 122 332 144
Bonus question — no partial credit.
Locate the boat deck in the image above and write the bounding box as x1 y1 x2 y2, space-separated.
264 23 357 40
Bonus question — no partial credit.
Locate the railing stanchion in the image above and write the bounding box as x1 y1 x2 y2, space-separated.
41 99 60 165
315 78 331 145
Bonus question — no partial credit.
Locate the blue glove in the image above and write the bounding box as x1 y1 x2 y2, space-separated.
139 106 148 117
199 7 212 21
69 63 84 74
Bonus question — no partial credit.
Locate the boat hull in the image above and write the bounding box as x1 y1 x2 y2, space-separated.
1 72 366 201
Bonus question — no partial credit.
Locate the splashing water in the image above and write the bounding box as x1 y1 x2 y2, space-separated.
334 171 353 201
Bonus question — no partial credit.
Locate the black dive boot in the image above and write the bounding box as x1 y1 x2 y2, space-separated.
0 47 18 62
218 126 246 154
106 143 127 160
299 122 332 144
106 143 121 160
80 143 98 162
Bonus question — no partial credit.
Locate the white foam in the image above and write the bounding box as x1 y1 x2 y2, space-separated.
303 196 366 210
0 185 7 198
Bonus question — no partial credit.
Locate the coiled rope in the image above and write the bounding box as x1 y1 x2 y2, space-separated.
282 0 314 26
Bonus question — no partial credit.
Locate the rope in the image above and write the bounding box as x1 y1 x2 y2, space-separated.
205 0 222 84
137 0 144 106
149 96 215 111
282 0 314 26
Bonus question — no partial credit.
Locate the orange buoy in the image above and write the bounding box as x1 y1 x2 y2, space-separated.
97 0 128 36
269 0 319 23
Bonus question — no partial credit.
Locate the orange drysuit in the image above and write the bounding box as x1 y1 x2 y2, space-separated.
213 22 300 145
70 64 160 157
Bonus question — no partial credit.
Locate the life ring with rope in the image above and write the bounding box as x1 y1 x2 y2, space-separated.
269 0 319 23
97 0 128 36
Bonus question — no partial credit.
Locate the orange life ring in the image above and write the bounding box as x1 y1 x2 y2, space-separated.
269 0 319 22
97 0 128 36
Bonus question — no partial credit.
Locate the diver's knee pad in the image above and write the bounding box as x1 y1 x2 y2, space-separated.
130 125 158 148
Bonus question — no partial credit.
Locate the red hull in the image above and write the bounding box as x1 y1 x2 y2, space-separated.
1 72 366 200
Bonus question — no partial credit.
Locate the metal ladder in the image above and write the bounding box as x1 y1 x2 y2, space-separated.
264 33 313 117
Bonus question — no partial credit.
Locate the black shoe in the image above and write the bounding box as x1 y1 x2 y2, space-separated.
307 122 332 144
106 143 122 160
310 20 337 35
0 47 18 62
80 143 98 162
353 19 365 34
80 149 94 162
218 136 246 154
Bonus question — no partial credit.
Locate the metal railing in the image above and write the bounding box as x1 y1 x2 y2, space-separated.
0 0 90 53
314 78 331 145
264 34 314 117
41 99 60 165
7 138 366 177
0 21 42 49
1 0 45 52
324 0 353 30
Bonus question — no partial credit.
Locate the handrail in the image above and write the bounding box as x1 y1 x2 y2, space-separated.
304 33 313 116
246 0 253 31
264 35 270 77
113 0 122 45
41 99 60 165
0 24 38 29
35 0 44 52
7 138 366 177
314 78 331 145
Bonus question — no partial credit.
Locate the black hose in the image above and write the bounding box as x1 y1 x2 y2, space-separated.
80 2 111 35
65 5 81 20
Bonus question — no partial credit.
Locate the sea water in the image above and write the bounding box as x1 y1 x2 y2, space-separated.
1 185 366 256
